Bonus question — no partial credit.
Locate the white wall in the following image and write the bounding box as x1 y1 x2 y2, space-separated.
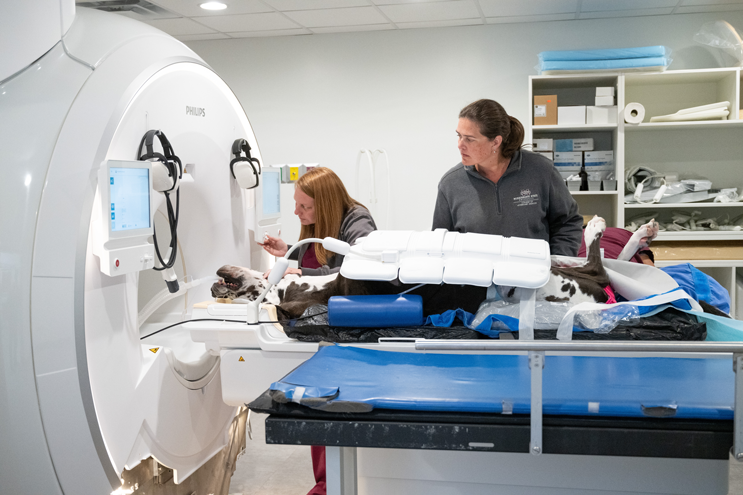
187 12 743 243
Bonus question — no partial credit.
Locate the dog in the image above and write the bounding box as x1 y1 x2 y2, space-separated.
211 216 660 320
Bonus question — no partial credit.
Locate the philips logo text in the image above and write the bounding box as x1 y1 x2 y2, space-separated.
186 106 206 117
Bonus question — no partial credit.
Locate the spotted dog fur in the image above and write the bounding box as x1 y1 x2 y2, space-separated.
212 216 657 318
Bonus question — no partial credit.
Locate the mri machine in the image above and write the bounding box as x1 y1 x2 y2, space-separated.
0 3 266 493
2 3 743 495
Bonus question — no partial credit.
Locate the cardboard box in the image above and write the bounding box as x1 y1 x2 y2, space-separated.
535 151 554 160
534 95 557 125
557 106 586 125
555 138 594 152
587 106 618 124
595 95 615 106
532 138 553 151
584 150 613 167
596 87 615 97
553 151 582 175
651 241 743 261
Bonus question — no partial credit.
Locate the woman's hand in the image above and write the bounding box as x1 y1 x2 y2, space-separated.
263 267 302 279
258 234 288 257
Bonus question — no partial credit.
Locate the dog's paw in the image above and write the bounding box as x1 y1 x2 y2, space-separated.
584 215 607 248
633 218 659 248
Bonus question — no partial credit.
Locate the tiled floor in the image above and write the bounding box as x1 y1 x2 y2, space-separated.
230 412 743 495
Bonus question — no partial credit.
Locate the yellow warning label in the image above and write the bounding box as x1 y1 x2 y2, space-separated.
149 348 159 354
289 167 299 181
239 356 245 362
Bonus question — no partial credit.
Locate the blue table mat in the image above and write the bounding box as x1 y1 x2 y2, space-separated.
272 345 734 420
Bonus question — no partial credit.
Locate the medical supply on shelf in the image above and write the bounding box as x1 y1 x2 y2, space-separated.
532 138 553 151
536 46 672 75
681 179 713 192
533 95 557 125
584 151 614 179
649 101 731 122
587 105 618 124
536 151 553 160
554 151 583 178
555 138 593 152
596 87 615 97
595 95 615 106
623 102 646 124
557 105 586 125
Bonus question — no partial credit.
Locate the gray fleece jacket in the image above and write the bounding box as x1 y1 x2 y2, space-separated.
432 149 583 256
289 205 377 276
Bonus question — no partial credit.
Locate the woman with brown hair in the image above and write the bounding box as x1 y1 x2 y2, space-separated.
259 166 377 277
433 98 583 256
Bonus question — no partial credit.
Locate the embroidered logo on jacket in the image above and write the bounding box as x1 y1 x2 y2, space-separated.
514 189 539 207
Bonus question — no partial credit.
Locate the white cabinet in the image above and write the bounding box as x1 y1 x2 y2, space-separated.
527 68 743 313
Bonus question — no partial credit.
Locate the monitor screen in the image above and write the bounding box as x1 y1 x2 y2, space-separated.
262 169 281 217
109 167 151 232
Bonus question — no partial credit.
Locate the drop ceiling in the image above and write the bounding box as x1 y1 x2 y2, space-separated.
76 0 743 41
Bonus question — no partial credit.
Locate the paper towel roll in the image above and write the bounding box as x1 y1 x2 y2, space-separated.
623 102 645 124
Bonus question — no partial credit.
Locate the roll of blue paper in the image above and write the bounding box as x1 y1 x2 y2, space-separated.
328 294 424 328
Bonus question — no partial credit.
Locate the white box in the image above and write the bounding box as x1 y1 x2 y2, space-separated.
567 180 581 192
557 106 586 125
532 138 553 151
588 180 602 191
587 106 618 124
554 151 582 174
596 87 615 97
555 138 594 152
584 151 614 179
535 151 553 160
595 95 615 106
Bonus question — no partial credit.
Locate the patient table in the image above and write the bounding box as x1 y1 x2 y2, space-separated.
248 341 743 495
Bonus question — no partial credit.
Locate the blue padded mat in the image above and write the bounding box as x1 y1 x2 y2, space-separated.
271 345 734 419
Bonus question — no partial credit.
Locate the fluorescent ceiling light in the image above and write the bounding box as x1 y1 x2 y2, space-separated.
200 2 227 11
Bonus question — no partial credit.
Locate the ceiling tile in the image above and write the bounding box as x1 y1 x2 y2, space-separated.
175 32 232 41
379 0 481 23
283 6 388 27
487 13 576 24
311 24 395 33
371 0 450 5
149 0 273 17
680 0 743 5
677 3 743 12
228 28 312 37
479 0 578 18
581 0 679 12
264 0 372 10
579 7 675 18
396 18 483 29
142 17 218 35
195 12 300 31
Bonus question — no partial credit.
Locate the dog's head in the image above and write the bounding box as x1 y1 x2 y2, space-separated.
211 265 266 301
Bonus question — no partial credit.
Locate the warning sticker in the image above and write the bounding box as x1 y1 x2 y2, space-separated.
239 356 245 362
149 348 159 354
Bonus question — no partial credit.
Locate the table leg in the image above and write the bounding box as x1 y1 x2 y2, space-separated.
326 446 357 495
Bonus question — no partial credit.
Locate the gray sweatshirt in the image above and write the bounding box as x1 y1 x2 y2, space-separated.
432 149 583 256
289 205 377 276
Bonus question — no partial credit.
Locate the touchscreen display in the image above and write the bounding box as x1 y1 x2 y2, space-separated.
109 167 150 232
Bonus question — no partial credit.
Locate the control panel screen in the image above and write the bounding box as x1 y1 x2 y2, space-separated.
109 167 151 232
262 169 281 217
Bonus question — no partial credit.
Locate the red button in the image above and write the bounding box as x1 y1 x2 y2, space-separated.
115 259 120 268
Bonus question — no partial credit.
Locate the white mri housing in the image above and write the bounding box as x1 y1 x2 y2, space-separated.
0 4 263 493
